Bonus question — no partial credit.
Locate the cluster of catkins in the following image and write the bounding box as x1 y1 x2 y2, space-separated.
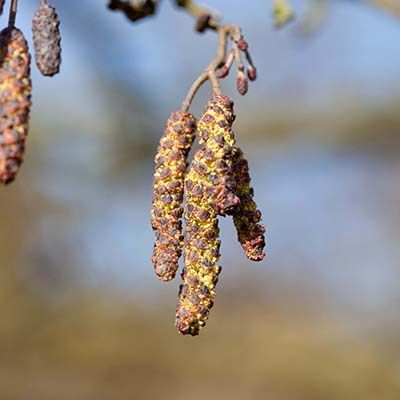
151 95 266 336
0 0 61 185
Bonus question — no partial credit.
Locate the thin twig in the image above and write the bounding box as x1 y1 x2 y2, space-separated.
174 0 219 29
181 24 240 111
8 0 18 28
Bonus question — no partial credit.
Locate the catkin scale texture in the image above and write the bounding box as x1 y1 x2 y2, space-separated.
0 28 32 185
32 1 62 77
175 96 239 336
196 95 240 216
151 110 196 281
232 147 266 261
175 154 222 336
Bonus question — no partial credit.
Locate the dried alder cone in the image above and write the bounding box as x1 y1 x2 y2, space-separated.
0 27 32 185
151 110 196 281
32 0 62 77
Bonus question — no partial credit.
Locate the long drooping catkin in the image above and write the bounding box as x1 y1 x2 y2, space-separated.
196 95 240 216
0 27 32 185
0 0 4 16
232 147 266 261
32 0 62 77
151 110 196 281
175 96 240 336
175 153 222 336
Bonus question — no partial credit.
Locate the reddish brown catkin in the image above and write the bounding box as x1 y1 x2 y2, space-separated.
151 110 196 281
175 154 221 336
0 0 4 16
175 96 239 336
32 0 62 77
196 95 240 216
0 27 32 185
232 147 266 261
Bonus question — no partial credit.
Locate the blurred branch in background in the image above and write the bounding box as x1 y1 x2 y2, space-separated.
107 0 159 21
368 0 400 17
297 0 329 35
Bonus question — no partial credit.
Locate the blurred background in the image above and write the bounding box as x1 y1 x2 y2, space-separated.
1 0 400 398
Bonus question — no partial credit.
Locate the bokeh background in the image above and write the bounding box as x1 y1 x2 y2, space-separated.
2 0 400 398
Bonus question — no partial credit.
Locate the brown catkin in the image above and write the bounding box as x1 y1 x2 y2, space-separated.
32 1 62 77
175 154 221 336
0 27 32 185
175 96 239 336
151 110 196 281
0 0 4 16
196 95 240 216
232 147 266 261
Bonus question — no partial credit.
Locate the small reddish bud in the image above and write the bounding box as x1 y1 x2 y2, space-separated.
216 65 229 79
237 71 248 96
247 65 257 81
237 37 248 52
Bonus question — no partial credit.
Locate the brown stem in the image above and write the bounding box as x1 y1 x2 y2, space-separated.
181 24 239 111
174 0 219 29
8 0 18 28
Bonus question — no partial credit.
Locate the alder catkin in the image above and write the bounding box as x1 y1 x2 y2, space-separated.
232 147 266 261
151 110 196 281
32 0 62 77
0 0 4 16
196 95 240 216
175 96 240 336
0 27 32 185
175 154 222 336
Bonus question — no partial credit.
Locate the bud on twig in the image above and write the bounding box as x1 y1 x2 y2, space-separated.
236 37 248 52
236 70 248 96
247 65 257 81
0 27 32 185
151 111 196 281
32 0 62 77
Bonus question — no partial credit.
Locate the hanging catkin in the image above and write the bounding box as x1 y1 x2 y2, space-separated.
232 147 266 261
196 95 240 216
0 27 32 185
175 96 239 335
0 0 4 16
151 110 196 281
175 152 222 336
32 0 62 77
